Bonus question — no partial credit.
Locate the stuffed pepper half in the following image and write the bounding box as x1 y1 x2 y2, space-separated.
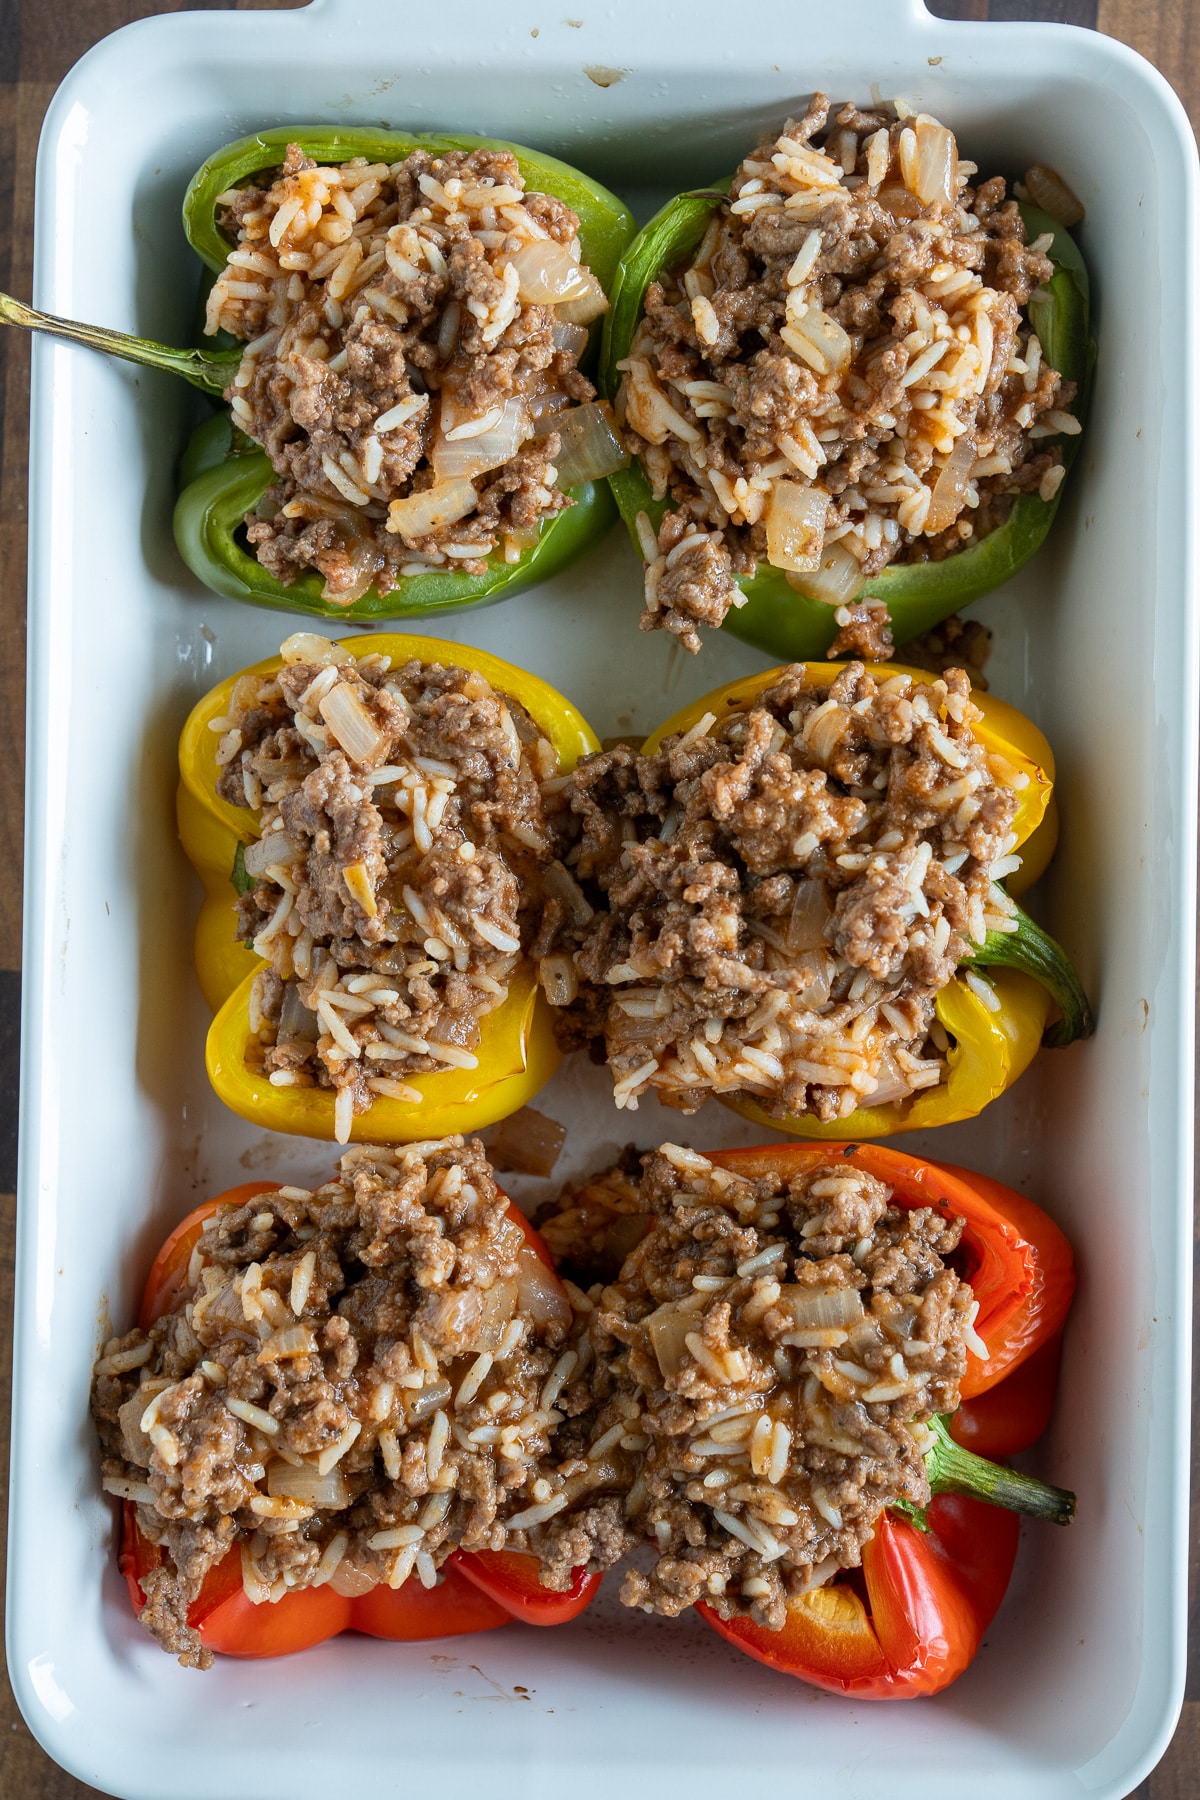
533 1140 1075 1697
537 659 1092 1136
601 94 1089 659
179 632 599 1143
2 127 636 620
91 1140 602 1666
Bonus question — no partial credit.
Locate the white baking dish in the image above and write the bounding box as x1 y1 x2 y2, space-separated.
11 2 1197 1795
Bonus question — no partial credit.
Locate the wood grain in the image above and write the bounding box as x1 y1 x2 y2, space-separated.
0 5 1194 1796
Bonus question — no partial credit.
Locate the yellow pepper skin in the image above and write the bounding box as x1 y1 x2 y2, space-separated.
643 662 1058 1139
178 634 600 1142
205 964 560 1144
729 969 1050 1141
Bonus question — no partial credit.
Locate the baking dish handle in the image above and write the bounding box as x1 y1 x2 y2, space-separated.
298 0 935 27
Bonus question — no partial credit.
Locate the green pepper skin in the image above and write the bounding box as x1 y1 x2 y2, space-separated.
172 127 634 620
600 192 1091 660
176 409 246 488
184 126 635 294
173 432 616 619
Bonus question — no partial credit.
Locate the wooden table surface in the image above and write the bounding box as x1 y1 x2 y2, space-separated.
0 1 1195 1793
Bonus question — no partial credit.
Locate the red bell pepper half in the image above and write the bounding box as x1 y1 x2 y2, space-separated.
689 1143 1075 1699
120 1180 601 1659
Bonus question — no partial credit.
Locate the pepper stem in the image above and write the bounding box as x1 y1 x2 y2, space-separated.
925 1415 1076 1525
0 290 238 396
966 899 1095 1048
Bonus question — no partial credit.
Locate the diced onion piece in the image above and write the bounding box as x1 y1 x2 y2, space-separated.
621 359 701 446
782 308 853 376
431 397 530 480
552 403 630 490
280 632 346 667
258 1324 319 1362
278 981 319 1044
792 950 832 1009
474 1276 521 1352
765 480 827 573
328 1560 378 1598
405 1378 453 1424
509 240 592 304
319 681 387 763
555 271 608 326
785 538 866 607
911 117 957 209
924 434 976 536
515 1244 572 1333
267 1460 349 1509
864 1053 916 1106
787 879 831 952
646 1305 692 1379
1024 164 1085 227
538 953 579 1007
543 861 594 925
778 1286 865 1331
323 543 383 607
530 391 573 439
244 832 303 877
551 318 590 359
486 1107 568 1178
386 477 478 542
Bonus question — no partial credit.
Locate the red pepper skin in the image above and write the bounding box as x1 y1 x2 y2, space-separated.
700 1497 1019 1699
455 1548 603 1625
120 1504 511 1654
951 1333 1066 1459
121 1181 601 1657
690 1144 1071 1698
933 1162 1074 1399
349 1563 512 1640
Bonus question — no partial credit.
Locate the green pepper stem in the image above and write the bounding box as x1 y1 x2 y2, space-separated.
0 290 238 395
967 899 1095 1048
925 1415 1076 1525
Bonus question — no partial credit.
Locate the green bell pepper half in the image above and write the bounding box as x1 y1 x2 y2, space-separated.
169 126 634 620
599 189 1091 660
2 128 635 623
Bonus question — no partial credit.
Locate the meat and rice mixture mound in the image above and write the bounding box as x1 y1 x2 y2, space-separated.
91 1138 575 1667
539 660 1021 1122
207 143 611 602
534 1144 983 1626
618 95 1080 652
213 633 559 1141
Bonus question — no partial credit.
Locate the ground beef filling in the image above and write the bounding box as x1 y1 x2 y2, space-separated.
618 95 1079 651
207 144 608 602
538 661 1020 1123
91 1139 573 1668
536 1146 979 1628
534 1149 653 1284
213 632 558 1141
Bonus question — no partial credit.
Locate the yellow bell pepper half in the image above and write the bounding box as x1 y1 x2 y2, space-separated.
178 633 600 1142
643 661 1071 1140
